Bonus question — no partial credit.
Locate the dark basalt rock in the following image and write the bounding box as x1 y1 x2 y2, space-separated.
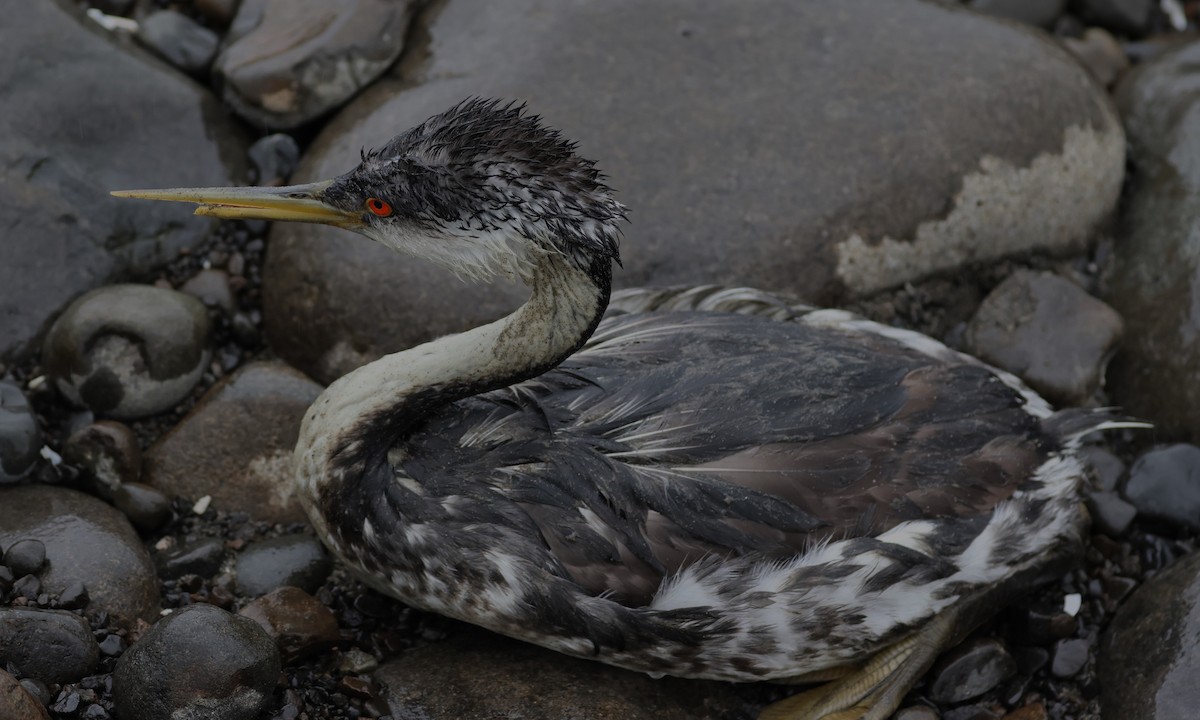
0 382 42 483
0 608 100 685
235 534 332 596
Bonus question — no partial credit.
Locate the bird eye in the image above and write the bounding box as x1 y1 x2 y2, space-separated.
365 197 392 217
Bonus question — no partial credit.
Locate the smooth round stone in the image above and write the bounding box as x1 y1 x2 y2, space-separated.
1086 490 1138 537
1050 637 1091 678
0 608 100 684
57 580 90 610
235 534 332 596
239 586 339 663
112 483 173 533
248 133 301 185
18 676 52 710
0 382 42 483
12 574 41 600
1123 444 1200 532
0 485 160 628
180 269 235 314
137 10 220 75
1100 551 1200 720
3 539 46 577
62 420 141 500
113 604 280 720
0 668 50 720
928 637 1016 704
155 538 227 580
42 285 211 420
893 706 939 720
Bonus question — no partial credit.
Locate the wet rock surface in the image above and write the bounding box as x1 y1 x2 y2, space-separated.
235 534 332 596
0 608 100 685
42 285 212 420
0 382 43 483
239 586 340 663
929 638 1017 704
113 603 280 720
0 668 50 720
267 0 1124 382
1123 444 1200 532
136 10 220 74
61 421 141 500
143 361 322 523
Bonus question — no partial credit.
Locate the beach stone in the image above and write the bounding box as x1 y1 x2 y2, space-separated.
62 420 141 500
1108 41 1200 443
1062 28 1130 87
0 382 42 483
143 361 322 524
374 626 747 720
0 669 50 720
112 483 173 532
248 133 301 185
214 0 418 129
1074 0 1156 35
266 0 1124 384
3 539 47 578
113 603 280 720
42 285 212 420
235 534 332 596
1050 638 1091 678
0 0 245 365
1099 550 1200 720
1086 490 1137 536
928 637 1016 704
137 10 220 74
0 485 160 628
156 538 227 580
1123 444 1200 532
968 0 1065 27
965 270 1123 406
0 608 99 685
239 586 339 663
196 0 239 25
893 706 940 720
180 269 236 314
1082 445 1125 491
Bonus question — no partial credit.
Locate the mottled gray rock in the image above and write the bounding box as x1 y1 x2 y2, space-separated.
1123 444 1200 532
137 10 220 74
0 0 245 364
0 485 160 628
1086 490 1137 536
1073 0 1156 35
0 608 99 685
966 271 1123 406
928 637 1016 704
267 0 1123 383
0 382 42 483
248 133 301 185
1108 42 1200 443
0 668 50 720
239 586 339 663
3 539 46 578
113 604 280 720
214 0 417 129
1100 550 1200 720
968 0 1065 27
43 285 212 420
1062 28 1130 87
1082 445 1125 491
62 420 141 500
143 361 322 523
235 534 331 596
375 626 748 720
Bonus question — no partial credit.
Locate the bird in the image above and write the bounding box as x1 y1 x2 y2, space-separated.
113 98 1137 720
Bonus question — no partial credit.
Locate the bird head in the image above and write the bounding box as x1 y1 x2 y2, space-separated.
114 99 625 282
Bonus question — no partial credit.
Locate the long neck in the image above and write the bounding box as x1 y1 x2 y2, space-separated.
294 250 611 506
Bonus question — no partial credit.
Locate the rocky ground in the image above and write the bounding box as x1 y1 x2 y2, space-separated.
3 1 1200 720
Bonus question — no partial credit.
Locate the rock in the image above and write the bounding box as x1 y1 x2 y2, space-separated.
0 668 50 720
1123 444 1200 532
112 483 173 532
3 539 47 577
180 270 236 314
248 133 301 185
1073 0 1156 36
1082 445 1125 491
1086 490 1137 536
968 0 1065 27
214 0 418 129
57 580 90 610
1050 637 1091 678
99 634 128 657
238 586 339 663
136 10 220 74
62 420 141 500
267 0 1124 384
1099 550 1200 720
0 485 160 628
894 706 940 720
155 538 227 580
196 0 239 25
0 382 42 483
12 574 40 601
928 638 1017 704
965 271 1123 406
235 534 332 596
113 604 280 720
1062 28 1130 87
1003 703 1047 720
375 626 747 720
0 0 245 364
42 285 212 420
1108 42 1200 443
338 647 379 674
0 608 100 684
943 706 1000 720
143 361 322 524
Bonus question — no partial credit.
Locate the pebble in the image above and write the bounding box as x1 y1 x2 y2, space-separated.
0 485 160 628
137 10 221 74
0 381 42 483
143 361 323 524
1086 490 1138 536
62 421 141 500
1061 27 1130 87
98 634 128 657
894 706 940 720
195 0 239 24
1050 637 1091 678
113 604 280 720
42 285 212 420
235 534 332 596
3 539 47 577
57 580 90 610
12 574 41 600
928 638 1017 704
180 269 236 313
943 706 1000 720
18 677 52 708
1123 444 1200 532
965 271 1123 406
0 608 100 684
967 0 1065 27
338 647 379 674
155 538 227 580
1073 0 1156 35
112 483 173 533
1082 445 1125 492
248 133 301 185
0 668 50 720
239 586 340 663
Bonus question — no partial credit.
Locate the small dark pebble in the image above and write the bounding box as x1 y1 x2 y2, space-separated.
235 534 332 596
0 565 13 593
248 134 301 186
62 421 141 500
1012 645 1049 675
1086 490 1137 537
19 677 51 706
929 637 1015 704
4 539 47 577
156 538 226 580
337 675 374 700
13 574 41 600
112 483 173 532
1051 637 1091 678
98 634 127 657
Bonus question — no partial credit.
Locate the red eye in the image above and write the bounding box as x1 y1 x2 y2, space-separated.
366 197 392 217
